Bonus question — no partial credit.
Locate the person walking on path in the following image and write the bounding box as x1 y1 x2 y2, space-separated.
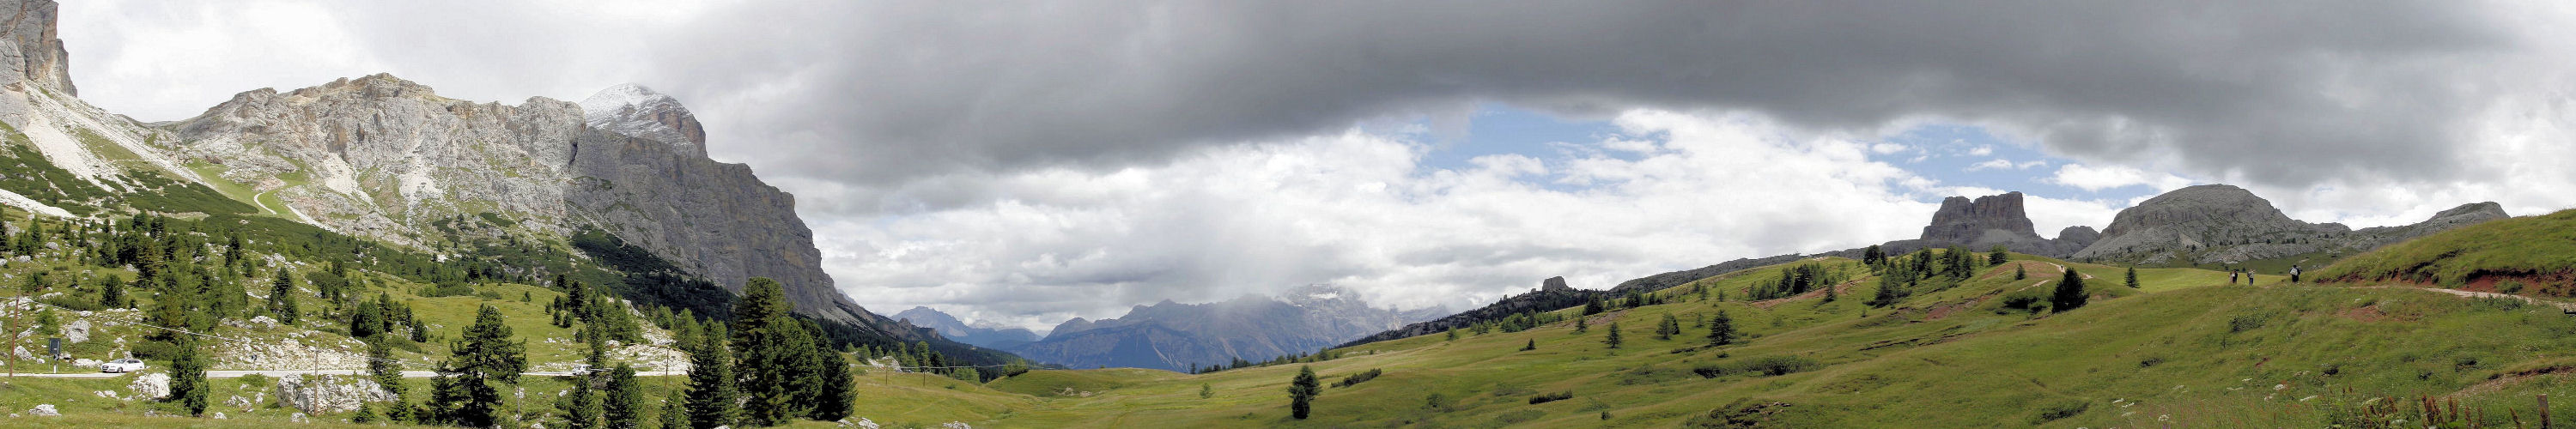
2289 265 2302 283
2230 270 2239 285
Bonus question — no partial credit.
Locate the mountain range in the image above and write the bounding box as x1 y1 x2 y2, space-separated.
982 284 1443 371
0 0 992 363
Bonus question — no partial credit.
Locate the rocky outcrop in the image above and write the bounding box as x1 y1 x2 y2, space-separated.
1011 285 1437 371
126 372 169 400
2073 184 2506 265
1921 192 2038 245
1838 191 2096 258
582 83 706 157
0 0 71 96
274 374 395 414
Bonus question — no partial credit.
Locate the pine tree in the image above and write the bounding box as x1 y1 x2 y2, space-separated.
1521 339 1537 351
685 324 737 428
2015 264 2026 280
1604 322 1623 349
659 396 690 429
1444 329 1457 341
1583 299 1605 316
605 364 645 429
1199 383 1215 399
1655 314 1680 340
368 338 404 397
431 305 526 427
2125 267 2141 288
560 379 603 429
2052 269 2089 312
1575 316 1589 333
98 276 125 308
730 277 807 426
170 335 210 416
1989 245 2009 265
1287 366 1321 420
1708 311 1736 347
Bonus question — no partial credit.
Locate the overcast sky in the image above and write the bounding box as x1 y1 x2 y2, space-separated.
60 1 2576 331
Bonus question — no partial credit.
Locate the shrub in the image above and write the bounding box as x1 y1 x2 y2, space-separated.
2498 280 2527 294
1998 290 2046 313
1693 355 1821 378
1528 390 1574 404
2227 313 2269 333
2028 399 2088 424
1334 368 1382 388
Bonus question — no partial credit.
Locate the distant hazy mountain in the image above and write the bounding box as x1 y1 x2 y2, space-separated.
1008 285 1443 371
894 306 1041 349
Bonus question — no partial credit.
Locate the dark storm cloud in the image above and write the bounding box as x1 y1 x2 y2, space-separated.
629 0 2505 210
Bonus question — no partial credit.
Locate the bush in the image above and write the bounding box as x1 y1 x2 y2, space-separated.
1998 290 2046 313
1334 368 1382 388
2498 279 2527 294
1693 355 1821 378
423 281 476 298
39 296 100 312
2227 313 2269 333
2028 399 2088 424
1528 390 1574 404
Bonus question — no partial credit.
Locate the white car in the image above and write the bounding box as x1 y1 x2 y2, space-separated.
100 359 146 373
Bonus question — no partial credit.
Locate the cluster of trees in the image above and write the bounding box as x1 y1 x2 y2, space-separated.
1190 347 1346 375
672 278 860 427
1747 263 1845 300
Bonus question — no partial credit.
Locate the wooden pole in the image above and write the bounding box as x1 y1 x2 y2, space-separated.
2543 393 2552 429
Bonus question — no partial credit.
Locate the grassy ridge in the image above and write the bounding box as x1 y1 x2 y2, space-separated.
2314 208 2576 287
823 254 2573 427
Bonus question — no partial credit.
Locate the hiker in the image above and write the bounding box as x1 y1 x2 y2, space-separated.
2289 265 2301 283
2229 270 2239 285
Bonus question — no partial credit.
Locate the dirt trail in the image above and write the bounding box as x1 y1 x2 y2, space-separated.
2364 286 2576 311
2044 263 2095 279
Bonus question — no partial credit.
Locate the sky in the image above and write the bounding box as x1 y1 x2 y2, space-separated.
57 1 2576 332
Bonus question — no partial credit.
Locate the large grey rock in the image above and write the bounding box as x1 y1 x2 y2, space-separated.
126 372 169 400
1838 191 2096 258
2073 184 2506 265
275 374 396 414
25 404 54 416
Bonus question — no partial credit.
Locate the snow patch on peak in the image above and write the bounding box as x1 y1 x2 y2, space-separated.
580 83 706 156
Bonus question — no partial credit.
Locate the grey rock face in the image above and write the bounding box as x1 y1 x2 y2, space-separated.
1922 192 2038 244
126 372 169 400
0 0 70 96
155 75 884 327
2073 184 2506 265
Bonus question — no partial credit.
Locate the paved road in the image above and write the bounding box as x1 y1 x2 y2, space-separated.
0 369 684 378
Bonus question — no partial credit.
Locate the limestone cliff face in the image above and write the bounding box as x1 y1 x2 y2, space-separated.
0 0 70 96
2074 184 2507 265
153 76 884 328
1863 191 2094 257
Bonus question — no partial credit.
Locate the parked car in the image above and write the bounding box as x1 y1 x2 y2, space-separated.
100 358 146 373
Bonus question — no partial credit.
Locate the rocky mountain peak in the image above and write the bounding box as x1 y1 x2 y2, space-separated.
0 0 72 96
581 83 707 156
2073 184 2506 264
1921 191 2039 243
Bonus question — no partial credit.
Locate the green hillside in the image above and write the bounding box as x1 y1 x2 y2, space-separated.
791 250 2573 428
2315 208 2576 291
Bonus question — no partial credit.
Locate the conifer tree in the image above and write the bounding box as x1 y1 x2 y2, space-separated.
2125 267 2141 288
1656 314 1680 340
730 278 805 426
431 305 526 427
1575 316 1589 333
1989 245 2009 265
605 364 645 429
1522 339 1536 351
659 396 690 429
170 336 209 416
1604 322 1623 349
1287 366 1321 419
352 296 385 340
2051 269 2089 312
369 338 404 397
2015 264 2026 280
1200 383 1215 399
1708 311 1736 347
685 324 737 428
560 380 602 429
1444 329 1457 341
810 347 857 421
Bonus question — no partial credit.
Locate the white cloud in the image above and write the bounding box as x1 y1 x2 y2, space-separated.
2047 163 2196 192
1965 159 2014 172
825 110 1944 329
1869 142 1908 154
1968 145 1994 156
